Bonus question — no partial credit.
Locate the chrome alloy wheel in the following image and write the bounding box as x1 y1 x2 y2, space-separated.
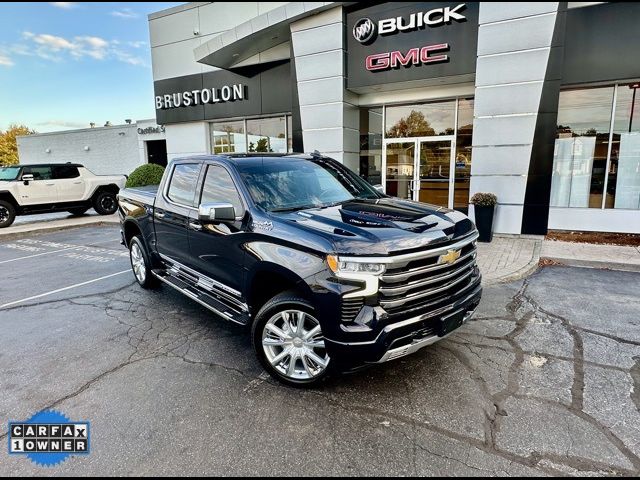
130 243 147 284
262 310 329 381
0 206 8 223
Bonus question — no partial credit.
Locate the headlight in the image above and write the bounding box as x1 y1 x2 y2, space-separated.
327 255 386 275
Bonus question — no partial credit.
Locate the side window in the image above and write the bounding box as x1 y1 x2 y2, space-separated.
52 165 80 179
23 166 52 181
200 165 244 216
167 163 200 206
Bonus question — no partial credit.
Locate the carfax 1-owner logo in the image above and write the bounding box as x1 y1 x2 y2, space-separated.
8 410 90 467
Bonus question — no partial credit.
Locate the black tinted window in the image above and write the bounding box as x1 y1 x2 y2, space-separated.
23 166 52 181
200 165 244 215
167 163 200 206
52 165 80 179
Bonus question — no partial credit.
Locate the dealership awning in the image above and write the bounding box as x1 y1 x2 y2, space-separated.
194 2 353 72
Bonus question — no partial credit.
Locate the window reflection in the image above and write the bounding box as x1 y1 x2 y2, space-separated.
385 101 456 138
455 98 473 213
359 107 383 185
247 117 287 153
608 83 640 209
212 120 245 154
550 87 614 208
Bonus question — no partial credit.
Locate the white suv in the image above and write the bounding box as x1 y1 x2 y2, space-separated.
0 163 127 228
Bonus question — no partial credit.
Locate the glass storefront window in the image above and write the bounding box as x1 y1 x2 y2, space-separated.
211 116 292 155
607 83 640 209
385 101 455 138
454 98 474 213
212 120 246 154
247 117 287 153
550 83 640 210
359 107 383 185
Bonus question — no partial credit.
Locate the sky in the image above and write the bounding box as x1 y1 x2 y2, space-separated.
0 2 183 132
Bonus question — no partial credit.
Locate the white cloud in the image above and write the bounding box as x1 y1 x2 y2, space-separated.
0 54 14 67
36 120 88 129
50 2 78 9
9 31 148 67
110 8 139 19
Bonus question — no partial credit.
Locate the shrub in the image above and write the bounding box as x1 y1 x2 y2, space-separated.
470 192 498 207
126 164 165 188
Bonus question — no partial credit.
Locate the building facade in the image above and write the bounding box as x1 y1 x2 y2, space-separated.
17 119 167 176
149 1 640 234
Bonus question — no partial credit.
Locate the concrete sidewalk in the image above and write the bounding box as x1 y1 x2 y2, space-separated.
476 234 640 284
0 211 119 239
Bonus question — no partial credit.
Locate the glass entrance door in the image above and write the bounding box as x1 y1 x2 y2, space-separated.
383 137 456 207
417 139 454 207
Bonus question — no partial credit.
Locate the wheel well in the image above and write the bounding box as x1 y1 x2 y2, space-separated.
92 184 120 199
248 271 304 316
123 221 142 248
0 192 17 207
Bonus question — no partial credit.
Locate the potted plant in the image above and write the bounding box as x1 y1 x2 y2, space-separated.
470 192 497 242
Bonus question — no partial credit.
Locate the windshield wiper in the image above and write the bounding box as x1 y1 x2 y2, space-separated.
270 205 315 213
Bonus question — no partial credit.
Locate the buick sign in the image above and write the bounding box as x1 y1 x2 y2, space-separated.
353 4 467 44
353 18 376 44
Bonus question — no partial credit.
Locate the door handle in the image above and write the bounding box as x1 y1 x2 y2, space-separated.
154 211 165 220
188 221 202 231
73 181 82 185
46 183 55 186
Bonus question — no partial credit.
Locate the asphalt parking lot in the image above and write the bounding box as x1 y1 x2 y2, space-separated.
0 225 639 476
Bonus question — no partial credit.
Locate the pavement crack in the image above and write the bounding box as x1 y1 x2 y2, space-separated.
631 356 640 414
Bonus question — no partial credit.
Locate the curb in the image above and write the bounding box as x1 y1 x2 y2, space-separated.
538 255 640 273
483 241 542 286
0 219 119 241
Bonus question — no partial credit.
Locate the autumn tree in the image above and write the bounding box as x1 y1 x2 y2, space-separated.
386 110 435 138
0 125 35 166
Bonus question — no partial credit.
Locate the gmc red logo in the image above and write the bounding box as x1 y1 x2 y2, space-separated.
365 43 449 71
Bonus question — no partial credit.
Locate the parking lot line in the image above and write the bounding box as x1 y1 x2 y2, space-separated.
0 269 131 310
0 237 122 264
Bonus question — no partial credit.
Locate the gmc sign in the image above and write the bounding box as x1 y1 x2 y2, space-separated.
366 44 449 71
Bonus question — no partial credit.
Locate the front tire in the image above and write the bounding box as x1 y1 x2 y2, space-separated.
252 292 331 388
129 236 159 289
0 200 16 228
93 191 118 215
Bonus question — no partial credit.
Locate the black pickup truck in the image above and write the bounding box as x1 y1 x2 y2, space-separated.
117 153 481 387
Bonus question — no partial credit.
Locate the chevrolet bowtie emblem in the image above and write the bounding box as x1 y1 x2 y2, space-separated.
439 249 461 265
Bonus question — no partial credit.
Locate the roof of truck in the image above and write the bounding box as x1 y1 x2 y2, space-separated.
8 163 85 168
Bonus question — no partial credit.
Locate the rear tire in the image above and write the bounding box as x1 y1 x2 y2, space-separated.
251 291 331 388
93 191 118 215
67 207 89 216
129 236 159 289
0 200 16 228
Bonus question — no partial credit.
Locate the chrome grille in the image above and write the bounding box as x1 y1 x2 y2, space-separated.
379 236 478 314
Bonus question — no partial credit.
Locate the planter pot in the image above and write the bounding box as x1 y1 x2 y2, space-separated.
474 205 495 242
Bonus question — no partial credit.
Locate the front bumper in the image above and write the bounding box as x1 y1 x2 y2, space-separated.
324 281 482 368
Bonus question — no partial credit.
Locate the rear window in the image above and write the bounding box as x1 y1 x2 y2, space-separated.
166 163 200 206
52 165 80 179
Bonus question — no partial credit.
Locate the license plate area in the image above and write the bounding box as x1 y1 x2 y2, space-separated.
437 309 466 337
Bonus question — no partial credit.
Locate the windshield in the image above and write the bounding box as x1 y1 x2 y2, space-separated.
236 157 382 212
0 167 20 181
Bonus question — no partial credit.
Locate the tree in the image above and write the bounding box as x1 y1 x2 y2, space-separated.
256 137 272 152
0 124 35 166
386 110 435 138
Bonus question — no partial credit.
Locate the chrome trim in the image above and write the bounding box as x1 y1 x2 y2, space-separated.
380 269 474 309
152 272 245 326
333 285 482 345
379 257 476 296
337 232 478 265
382 250 477 283
158 253 248 312
375 308 477 363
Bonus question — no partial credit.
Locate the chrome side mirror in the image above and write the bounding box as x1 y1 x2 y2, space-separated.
22 174 34 185
198 202 235 223
373 184 385 193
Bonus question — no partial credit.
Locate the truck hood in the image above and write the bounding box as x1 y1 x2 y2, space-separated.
269 197 476 256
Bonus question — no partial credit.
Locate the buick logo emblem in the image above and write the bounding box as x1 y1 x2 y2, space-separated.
353 18 376 44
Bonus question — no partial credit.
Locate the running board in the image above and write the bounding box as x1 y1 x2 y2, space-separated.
151 269 249 326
